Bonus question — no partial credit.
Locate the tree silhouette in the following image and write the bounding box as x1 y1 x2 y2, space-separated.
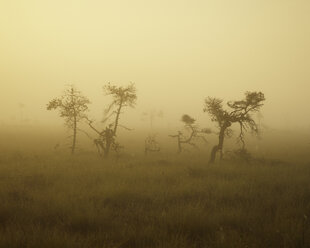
141 109 164 130
169 114 211 153
86 83 137 157
47 86 90 154
103 83 137 135
204 91 265 164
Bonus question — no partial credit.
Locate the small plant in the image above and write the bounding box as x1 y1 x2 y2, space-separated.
144 134 160 155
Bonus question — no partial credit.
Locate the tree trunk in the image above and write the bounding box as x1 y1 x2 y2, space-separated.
209 145 219 164
103 127 113 158
104 140 111 158
208 122 229 164
113 99 123 135
72 116 77 155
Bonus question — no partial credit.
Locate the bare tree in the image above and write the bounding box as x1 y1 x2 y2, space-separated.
47 86 90 154
204 91 265 164
169 114 211 153
85 83 137 158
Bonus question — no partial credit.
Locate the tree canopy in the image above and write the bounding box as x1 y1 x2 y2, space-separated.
204 91 265 163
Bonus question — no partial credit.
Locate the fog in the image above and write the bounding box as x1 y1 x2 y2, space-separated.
0 0 310 130
2 3 310 246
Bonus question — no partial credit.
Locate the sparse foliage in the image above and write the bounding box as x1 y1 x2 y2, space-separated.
204 91 265 164
103 82 137 135
169 114 211 153
47 86 90 154
86 83 137 158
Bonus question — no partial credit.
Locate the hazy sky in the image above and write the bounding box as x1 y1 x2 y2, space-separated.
0 0 309 129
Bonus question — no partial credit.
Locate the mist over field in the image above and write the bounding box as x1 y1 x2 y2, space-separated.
1 1 310 247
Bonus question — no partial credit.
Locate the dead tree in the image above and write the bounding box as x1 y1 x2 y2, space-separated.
204 91 265 164
144 134 160 155
47 86 90 155
169 114 211 153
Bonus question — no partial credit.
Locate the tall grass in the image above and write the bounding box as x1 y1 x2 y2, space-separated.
0 152 309 247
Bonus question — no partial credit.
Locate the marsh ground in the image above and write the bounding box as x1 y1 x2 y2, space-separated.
0 151 309 248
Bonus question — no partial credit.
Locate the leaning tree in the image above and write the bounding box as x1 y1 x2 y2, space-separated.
85 83 137 157
103 82 137 136
169 114 211 153
47 86 90 154
204 91 265 164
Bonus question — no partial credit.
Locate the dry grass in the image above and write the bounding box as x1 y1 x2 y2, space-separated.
0 152 309 248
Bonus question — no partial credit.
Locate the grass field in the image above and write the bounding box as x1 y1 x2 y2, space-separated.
0 152 309 248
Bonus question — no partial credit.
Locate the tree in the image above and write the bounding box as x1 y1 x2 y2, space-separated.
169 114 211 153
86 83 137 158
204 91 265 164
103 82 137 135
141 109 164 130
47 86 90 154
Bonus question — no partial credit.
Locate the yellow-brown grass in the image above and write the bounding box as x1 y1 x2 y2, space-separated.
0 152 309 247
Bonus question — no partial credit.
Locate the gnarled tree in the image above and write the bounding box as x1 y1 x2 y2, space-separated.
86 83 137 158
47 86 90 154
204 91 265 164
169 114 211 153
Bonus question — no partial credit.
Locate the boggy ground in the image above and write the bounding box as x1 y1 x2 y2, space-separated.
0 152 309 248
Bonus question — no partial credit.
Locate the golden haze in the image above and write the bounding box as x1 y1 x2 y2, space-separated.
0 0 309 129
